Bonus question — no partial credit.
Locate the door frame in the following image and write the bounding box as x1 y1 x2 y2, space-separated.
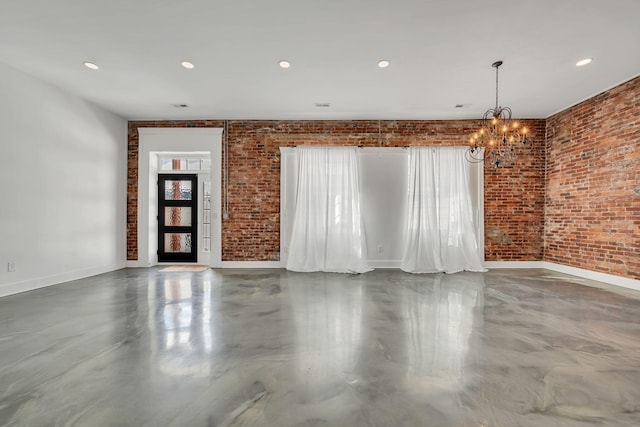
134 128 223 267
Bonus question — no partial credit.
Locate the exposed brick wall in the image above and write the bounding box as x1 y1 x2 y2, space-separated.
128 119 545 262
485 120 546 260
545 76 640 279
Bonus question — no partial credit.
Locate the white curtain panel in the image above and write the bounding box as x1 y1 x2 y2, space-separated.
401 147 486 274
286 146 372 273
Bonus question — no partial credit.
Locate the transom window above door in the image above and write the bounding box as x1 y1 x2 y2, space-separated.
159 156 211 171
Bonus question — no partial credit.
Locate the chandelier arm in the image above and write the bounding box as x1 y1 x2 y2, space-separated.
466 60 528 168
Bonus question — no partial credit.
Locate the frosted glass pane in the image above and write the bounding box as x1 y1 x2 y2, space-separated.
164 233 192 253
165 180 192 200
187 159 202 170
160 159 173 170
164 207 192 226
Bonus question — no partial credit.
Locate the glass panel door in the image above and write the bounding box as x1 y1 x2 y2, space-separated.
158 174 198 262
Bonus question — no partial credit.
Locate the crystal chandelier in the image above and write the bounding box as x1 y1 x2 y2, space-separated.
466 61 529 168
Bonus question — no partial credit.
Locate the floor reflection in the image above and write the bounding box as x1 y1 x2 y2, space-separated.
402 273 483 388
288 274 364 392
148 276 217 377
124 279 140 342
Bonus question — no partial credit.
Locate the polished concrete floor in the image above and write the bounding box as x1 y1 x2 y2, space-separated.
1 268 640 427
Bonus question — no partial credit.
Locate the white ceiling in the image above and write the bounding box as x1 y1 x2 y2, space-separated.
1 0 639 121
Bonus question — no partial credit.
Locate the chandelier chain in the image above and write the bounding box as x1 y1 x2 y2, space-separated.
495 63 499 110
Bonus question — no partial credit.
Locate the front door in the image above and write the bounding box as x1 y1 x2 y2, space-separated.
158 174 198 262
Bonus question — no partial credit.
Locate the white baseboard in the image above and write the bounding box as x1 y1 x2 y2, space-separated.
485 260 639 292
484 261 545 269
0 262 126 298
220 260 402 269
126 260 152 268
368 260 402 268
541 261 640 292
218 261 284 269
127 260 285 269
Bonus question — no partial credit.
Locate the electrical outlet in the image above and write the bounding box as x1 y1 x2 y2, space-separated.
7 262 16 272
377 245 383 253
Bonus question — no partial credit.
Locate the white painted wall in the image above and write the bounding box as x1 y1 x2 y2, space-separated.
0 62 127 297
358 148 410 267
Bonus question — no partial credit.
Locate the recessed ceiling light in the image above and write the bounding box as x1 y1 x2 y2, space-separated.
278 60 291 69
377 60 390 68
576 58 593 67
83 61 99 70
181 61 195 69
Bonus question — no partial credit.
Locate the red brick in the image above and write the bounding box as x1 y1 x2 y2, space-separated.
545 76 640 280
